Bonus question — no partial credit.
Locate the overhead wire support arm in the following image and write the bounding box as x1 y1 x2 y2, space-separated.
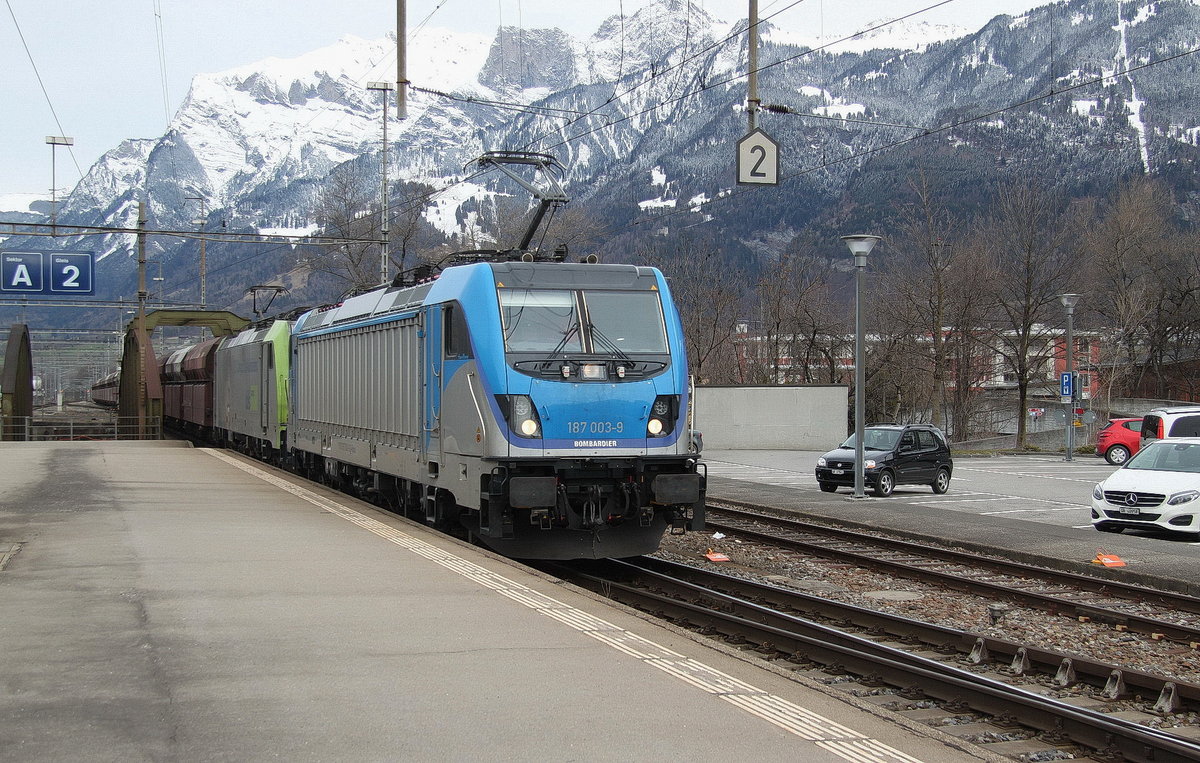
472 151 570 253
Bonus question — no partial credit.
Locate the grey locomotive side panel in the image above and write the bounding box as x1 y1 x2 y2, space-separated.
214 336 271 444
441 364 493 459
293 315 423 475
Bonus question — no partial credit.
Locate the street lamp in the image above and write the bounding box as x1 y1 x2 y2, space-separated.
367 81 395 285
842 234 882 499
1060 293 1081 462
45 135 74 234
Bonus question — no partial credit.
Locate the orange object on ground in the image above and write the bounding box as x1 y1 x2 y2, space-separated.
1093 549 1127 567
705 549 730 562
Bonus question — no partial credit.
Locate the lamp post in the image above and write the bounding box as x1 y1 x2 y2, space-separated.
1060 293 1081 462
367 81 395 285
842 234 882 499
45 136 74 234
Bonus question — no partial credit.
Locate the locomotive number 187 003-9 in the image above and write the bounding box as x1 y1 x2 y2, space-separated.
567 420 625 434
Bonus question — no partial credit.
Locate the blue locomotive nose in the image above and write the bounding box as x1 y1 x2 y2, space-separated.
539 380 649 448
524 380 682 452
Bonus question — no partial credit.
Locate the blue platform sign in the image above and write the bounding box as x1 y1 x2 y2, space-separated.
1059 371 1073 402
1 250 94 296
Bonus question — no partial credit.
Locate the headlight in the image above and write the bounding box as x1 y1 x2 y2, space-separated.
1092 483 1104 501
817 457 827 467
513 396 531 418
1168 490 1200 506
647 395 678 437
497 394 541 439
864 459 877 469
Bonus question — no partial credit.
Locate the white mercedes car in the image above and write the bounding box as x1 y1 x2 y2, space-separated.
1091 437 1200 537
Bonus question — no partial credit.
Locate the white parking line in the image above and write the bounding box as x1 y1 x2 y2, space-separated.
921 496 1022 504
980 507 1084 515
953 469 1099 483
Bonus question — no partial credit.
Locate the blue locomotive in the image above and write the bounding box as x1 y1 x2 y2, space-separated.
288 257 705 559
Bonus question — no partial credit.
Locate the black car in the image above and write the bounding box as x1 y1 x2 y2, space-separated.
815 424 953 497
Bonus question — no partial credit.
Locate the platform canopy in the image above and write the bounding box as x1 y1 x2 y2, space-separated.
117 310 250 432
134 310 250 336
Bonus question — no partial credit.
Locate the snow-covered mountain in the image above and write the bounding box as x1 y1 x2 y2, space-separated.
5 0 1199 320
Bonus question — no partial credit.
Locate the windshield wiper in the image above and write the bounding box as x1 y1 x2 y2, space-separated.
587 322 631 361
540 323 580 367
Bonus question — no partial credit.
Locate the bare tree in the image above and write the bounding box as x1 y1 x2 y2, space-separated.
973 180 1077 447
787 268 849 385
942 239 993 441
882 172 961 428
636 235 746 384
302 165 382 292
387 180 446 275
1084 179 1200 400
540 204 609 258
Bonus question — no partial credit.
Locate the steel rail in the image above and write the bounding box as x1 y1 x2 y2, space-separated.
707 502 1200 643
554 558 1200 763
629 555 1200 709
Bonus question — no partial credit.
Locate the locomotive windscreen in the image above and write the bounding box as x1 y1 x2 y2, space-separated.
498 289 667 355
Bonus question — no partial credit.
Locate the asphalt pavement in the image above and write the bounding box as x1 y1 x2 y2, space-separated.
704 448 1200 595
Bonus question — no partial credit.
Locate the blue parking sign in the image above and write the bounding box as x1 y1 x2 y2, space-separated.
1060 371 1073 399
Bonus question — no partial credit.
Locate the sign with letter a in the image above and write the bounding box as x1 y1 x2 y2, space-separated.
1 250 94 296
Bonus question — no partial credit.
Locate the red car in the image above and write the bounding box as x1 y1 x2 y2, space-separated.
1095 417 1143 465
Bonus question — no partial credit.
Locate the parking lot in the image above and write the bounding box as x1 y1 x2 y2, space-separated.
703 449 1199 543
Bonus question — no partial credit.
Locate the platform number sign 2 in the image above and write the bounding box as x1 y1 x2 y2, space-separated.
736 128 780 186
1 250 94 296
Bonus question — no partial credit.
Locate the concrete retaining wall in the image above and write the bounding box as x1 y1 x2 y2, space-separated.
694 385 848 450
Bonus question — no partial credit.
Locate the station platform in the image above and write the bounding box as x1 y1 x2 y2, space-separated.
704 449 1200 596
0 441 988 762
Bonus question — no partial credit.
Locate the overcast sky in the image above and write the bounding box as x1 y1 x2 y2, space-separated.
0 0 1046 202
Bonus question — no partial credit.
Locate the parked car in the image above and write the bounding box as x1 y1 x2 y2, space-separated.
1095 417 1143 465
1091 437 1200 538
1141 406 1200 442
815 423 953 497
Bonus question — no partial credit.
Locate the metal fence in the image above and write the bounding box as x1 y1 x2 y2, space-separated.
0 416 162 441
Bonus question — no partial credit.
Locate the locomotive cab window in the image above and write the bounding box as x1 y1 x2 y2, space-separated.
583 291 668 354
499 290 582 353
497 288 667 356
444 303 473 359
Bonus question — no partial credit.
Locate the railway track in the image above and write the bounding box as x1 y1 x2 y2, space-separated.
705 501 1200 645
548 556 1200 763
